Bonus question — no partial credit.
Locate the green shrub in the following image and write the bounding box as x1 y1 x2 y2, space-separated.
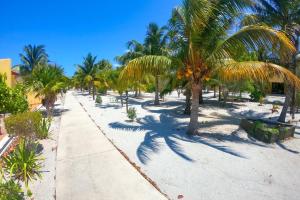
37 118 51 139
97 87 107 95
95 95 102 104
3 139 43 189
127 107 137 121
0 80 28 114
8 85 29 114
4 112 42 140
254 121 279 135
0 180 24 200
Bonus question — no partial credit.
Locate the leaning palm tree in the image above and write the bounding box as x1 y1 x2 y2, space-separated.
19 44 48 74
121 55 172 105
28 64 67 117
122 0 300 135
248 0 300 122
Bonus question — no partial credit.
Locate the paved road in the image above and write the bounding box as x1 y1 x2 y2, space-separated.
56 91 166 200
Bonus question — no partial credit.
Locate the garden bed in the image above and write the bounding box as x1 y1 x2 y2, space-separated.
240 118 295 143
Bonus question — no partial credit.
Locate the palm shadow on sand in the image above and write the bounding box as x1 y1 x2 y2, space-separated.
108 113 264 164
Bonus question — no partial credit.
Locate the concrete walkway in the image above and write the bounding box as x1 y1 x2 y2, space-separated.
56 91 166 200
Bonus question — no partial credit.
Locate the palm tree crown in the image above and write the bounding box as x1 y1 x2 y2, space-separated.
19 44 48 74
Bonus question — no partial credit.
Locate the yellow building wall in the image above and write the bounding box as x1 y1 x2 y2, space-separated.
27 92 42 111
0 59 12 87
0 58 42 110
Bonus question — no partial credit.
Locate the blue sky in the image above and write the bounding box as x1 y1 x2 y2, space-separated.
0 0 181 76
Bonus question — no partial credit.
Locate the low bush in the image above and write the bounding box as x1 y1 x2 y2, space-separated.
2 139 43 190
37 118 51 139
0 80 28 114
95 95 102 104
0 179 24 200
127 107 137 121
4 112 42 140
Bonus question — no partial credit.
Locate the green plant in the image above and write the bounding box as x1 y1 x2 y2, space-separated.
250 86 266 102
259 96 264 106
127 107 137 121
0 179 25 200
0 79 28 114
2 139 43 191
95 95 102 104
4 112 43 140
37 118 51 139
28 64 67 117
254 121 279 135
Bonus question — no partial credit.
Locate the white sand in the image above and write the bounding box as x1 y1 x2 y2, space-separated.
30 96 65 200
75 91 300 200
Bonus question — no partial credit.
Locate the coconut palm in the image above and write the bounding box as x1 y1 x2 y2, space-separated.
115 40 145 65
249 0 300 122
19 45 48 74
121 0 300 135
77 53 99 99
144 23 168 55
28 64 67 117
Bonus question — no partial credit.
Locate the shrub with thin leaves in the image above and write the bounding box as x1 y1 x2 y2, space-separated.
37 118 51 139
0 179 24 200
127 107 137 121
2 139 43 190
4 112 42 140
95 95 102 104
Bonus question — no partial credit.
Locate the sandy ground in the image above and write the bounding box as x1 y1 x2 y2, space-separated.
29 96 65 200
75 90 300 200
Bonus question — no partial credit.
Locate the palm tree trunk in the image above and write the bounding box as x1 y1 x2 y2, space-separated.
92 83 96 100
291 86 296 119
134 90 138 97
120 93 123 107
199 87 203 104
184 87 191 115
125 90 129 113
213 86 216 98
154 75 160 105
278 84 291 123
187 82 201 135
218 85 222 101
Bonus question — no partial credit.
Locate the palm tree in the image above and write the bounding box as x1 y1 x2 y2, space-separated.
19 45 48 74
94 59 112 95
28 64 67 117
115 40 145 65
144 23 168 56
249 0 300 122
122 0 300 135
120 23 169 105
77 53 99 99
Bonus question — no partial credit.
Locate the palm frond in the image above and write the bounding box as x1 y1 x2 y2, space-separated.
216 60 300 88
120 55 172 80
209 25 296 63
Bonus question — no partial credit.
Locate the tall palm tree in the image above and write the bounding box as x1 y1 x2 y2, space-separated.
28 64 67 117
122 0 300 135
250 0 300 122
115 40 145 65
77 53 99 99
19 45 48 74
144 23 168 56
121 23 169 105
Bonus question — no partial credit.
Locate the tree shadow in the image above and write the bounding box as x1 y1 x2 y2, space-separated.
109 114 257 164
40 108 70 117
276 142 299 154
95 103 121 109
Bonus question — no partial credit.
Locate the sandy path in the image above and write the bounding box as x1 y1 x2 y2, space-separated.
55 91 166 200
